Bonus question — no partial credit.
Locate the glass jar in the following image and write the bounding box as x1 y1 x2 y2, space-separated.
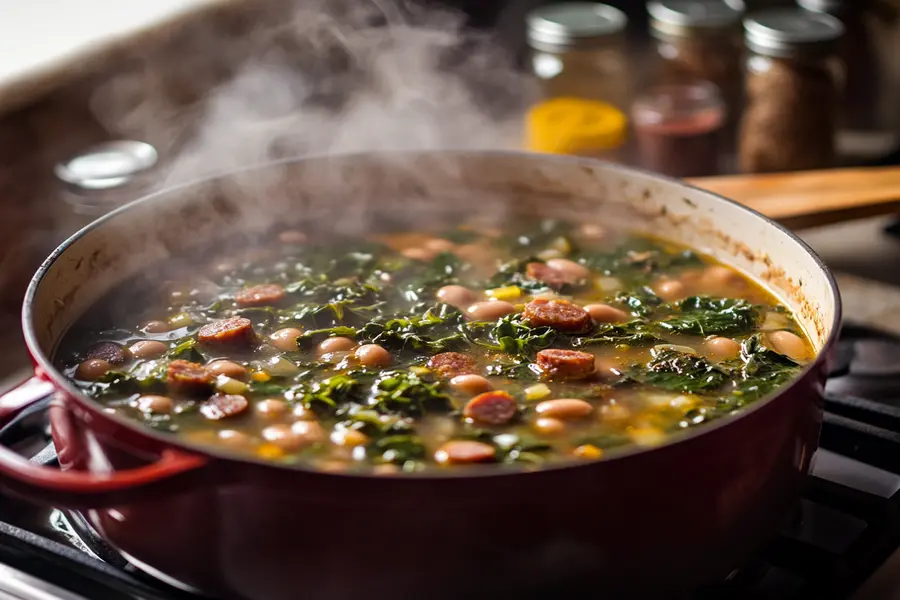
526 97 628 162
648 1 744 118
797 0 899 161
738 9 844 173
632 82 726 177
526 3 631 111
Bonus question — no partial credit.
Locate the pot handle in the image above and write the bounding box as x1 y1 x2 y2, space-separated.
0 375 208 509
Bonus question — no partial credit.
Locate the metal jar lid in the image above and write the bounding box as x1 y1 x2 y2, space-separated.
649 0 745 38
526 3 627 51
744 8 844 57
796 0 849 15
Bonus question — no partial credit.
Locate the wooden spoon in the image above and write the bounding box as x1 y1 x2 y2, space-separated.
688 166 900 230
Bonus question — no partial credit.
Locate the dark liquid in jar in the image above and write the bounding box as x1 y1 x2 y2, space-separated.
635 110 723 178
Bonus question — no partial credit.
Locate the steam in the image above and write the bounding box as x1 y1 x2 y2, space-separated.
88 0 535 186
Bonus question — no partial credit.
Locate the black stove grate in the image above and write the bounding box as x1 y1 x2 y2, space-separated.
1 326 900 599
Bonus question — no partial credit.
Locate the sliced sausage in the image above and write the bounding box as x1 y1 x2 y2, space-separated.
166 359 213 395
428 352 477 378
463 391 517 425
526 262 566 290
198 317 256 349
201 393 249 420
435 440 496 465
235 284 286 307
535 349 596 380
85 342 131 366
523 298 592 332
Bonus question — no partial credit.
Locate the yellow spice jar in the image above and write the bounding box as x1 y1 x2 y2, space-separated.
526 96 628 161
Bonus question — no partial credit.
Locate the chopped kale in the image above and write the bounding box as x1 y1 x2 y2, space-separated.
369 369 454 416
371 434 427 464
632 349 727 394
403 252 470 297
659 296 759 336
614 287 664 317
573 320 661 347
728 333 802 401
358 307 468 353
579 239 702 282
468 314 557 358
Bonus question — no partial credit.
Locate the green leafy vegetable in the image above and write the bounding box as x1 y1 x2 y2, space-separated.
372 435 427 465
728 334 801 401
632 349 727 393
358 307 467 353
468 314 557 358
574 320 661 347
579 240 702 282
614 288 663 317
659 296 759 336
370 369 453 416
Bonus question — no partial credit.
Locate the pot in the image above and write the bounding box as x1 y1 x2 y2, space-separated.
0 152 840 600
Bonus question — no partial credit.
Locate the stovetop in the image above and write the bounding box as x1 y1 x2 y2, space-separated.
1 324 900 600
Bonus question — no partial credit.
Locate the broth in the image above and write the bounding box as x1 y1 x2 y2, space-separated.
57 218 813 473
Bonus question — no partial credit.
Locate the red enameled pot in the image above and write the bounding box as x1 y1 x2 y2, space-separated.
0 152 840 600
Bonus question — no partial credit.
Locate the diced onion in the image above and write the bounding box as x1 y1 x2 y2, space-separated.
761 311 791 332
524 383 552 401
493 434 520 450
264 356 299 376
215 375 249 395
537 248 564 261
168 312 193 328
629 427 666 447
594 276 623 293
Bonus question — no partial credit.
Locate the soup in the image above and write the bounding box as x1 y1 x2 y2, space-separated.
58 218 813 473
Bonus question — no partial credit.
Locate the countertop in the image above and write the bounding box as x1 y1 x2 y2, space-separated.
0 0 225 116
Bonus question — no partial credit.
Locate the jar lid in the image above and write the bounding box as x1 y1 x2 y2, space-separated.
649 1 745 38
526 3 627 50
744 8 844 57
796 0 849 14
526 97 628 155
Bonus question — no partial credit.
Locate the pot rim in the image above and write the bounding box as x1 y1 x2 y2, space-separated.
21 150 843 479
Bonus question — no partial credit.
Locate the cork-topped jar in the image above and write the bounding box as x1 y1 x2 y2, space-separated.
738 9 844 173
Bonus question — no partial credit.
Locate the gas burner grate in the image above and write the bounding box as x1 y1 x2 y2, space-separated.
1 327 900 599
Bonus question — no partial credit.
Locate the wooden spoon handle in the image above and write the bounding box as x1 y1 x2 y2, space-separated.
688 166 900 229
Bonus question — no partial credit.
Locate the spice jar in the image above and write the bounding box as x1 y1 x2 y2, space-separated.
647 1 744 119
738 9 844 173
797 0 899 161
632 82 725 178
526 3 631 111
526 97 628 162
